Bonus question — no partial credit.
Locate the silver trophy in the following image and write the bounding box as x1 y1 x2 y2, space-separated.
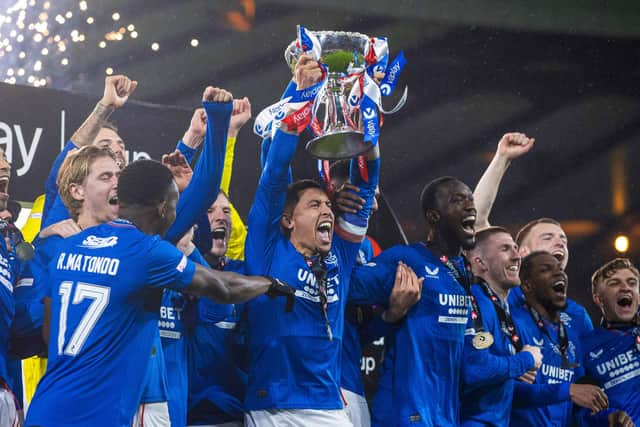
284 29 407 160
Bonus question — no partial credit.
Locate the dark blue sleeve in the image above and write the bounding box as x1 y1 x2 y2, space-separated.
260 136 293 183
176 140 198 164
41 195 71 229
187 245 209 267
575 407 616 427
146 239 197 290
192 212 213 255
164 101 232 243
462 334 534 390
512 381 571 407
348 249 397 304
43 140 77 225
244 129 299 275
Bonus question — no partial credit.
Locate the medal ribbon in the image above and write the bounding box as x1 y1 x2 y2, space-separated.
308 256 333 340
478 282 523 354
526 304 578 368
434 250 486 335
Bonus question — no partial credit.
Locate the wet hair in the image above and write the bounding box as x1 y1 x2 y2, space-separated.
281 179 324 236
57 146 117 220
519 251 551 283
591 258 640 294
419 176 459 219
118 159 174 208
515 218 562 247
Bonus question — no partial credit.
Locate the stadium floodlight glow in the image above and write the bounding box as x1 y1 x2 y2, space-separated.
614 235 630 253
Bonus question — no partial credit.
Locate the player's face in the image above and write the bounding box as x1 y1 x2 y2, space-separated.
524 253 568 312
0 148 10 212
289 188 334 256
479 232 521 288
435 180 476 250
520 223 569 269
207 192 232 257
80 156 120 223
158 181 179 237
93 127 126 169
596 268 639 323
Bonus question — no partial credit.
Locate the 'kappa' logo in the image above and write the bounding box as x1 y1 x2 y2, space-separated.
79 235 118 249
363 107 376 120
589 349 604 359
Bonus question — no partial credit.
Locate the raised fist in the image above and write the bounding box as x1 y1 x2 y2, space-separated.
100 75 138 109
202 86 232 103
229 97 252 136
182 108 207 149
294 54 323 90
496 132 535 161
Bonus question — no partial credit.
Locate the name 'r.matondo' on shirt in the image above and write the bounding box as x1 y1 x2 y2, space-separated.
56 252 121 276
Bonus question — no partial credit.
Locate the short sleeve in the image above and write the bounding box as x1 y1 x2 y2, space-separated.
145 238 196 290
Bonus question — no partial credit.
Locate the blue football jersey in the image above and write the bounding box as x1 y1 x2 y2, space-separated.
26 220 196 427
461 285 535 427
509 286 593 337
187 259 247 425
349 243 471 427
510 304 583 427
577 326 640 426
0 238 17 387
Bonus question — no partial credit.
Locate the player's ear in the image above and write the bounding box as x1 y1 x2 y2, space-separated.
425 209 440 224
280 213 293 231
69 183 85 202
157 200 167 219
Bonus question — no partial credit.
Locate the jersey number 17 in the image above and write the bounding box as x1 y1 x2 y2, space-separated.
58 281 111 356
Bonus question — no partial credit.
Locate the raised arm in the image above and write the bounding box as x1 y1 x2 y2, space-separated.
175 108 207 164
43 75 136 222
164 86 232 243
473 132 534 229
71 75 137 149
186 264 293 305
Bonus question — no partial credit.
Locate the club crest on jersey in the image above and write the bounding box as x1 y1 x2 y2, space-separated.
559 312 572 326
79 235 118 249
324 253 338 267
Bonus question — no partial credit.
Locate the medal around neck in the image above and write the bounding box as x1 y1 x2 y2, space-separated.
472 331 494 350
273 26 407 159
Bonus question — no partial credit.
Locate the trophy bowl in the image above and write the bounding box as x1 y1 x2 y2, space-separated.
285 31 375 160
